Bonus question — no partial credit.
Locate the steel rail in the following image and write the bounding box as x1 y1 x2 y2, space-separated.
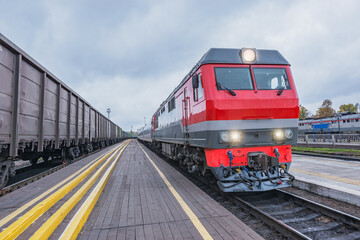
233 190 360 240
1 165 65 196
232 194 310 240
277 189 360 230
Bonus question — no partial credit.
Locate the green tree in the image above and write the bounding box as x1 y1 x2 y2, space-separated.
315 99 335 118
339 103 358 113
299 105 310 119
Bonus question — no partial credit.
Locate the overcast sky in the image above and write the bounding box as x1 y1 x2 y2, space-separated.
1 0 359 131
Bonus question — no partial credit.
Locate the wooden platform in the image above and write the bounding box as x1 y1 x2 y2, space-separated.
80 140 263 240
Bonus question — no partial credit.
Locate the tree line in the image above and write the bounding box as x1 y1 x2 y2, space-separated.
299 100 359 120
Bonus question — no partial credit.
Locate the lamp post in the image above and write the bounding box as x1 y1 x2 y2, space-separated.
107 108 111 119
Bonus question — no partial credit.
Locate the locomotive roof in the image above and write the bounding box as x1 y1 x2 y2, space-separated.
200 48 289 65
155 48 290 114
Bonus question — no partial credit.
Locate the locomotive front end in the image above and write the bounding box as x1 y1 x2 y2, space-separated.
201 48 299 192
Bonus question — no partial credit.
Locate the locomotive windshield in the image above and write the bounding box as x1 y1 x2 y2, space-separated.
214 67 253 90
253 68 291 90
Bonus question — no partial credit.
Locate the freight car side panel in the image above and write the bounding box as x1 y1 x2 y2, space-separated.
101 116 106 139
95 112 99 140
78 100 84 142
18 60 42 142
111 122 116 139
43 76 58 141
70 94 77 143
59 87 69 141
0 44 15 144
90 109 95 141
84 104 90 141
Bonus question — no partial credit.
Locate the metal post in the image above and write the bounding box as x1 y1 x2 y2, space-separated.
55 84 61 149
10 54 22 157
38 72 46 152
75 98 79 145
82 101 85 142
66 92 71 147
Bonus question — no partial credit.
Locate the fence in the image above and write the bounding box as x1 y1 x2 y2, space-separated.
297 133 360 147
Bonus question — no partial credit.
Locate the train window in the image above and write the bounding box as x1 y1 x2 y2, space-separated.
161 107 165 113
214 67 253 90
356 119 359 122
253 68 291 90
194 74 204 102
343 120 346 123
168 97 176 112
171 97 175 110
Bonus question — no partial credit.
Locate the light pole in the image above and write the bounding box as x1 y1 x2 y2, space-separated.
107 108 111 119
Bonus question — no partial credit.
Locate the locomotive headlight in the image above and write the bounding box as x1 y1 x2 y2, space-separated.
241 48 256 63
284 129 293 139
220 131 230 142
230 131 241 142
273 129 284 141
220 131 241 143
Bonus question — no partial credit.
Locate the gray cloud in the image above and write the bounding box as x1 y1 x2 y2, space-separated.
1 0 359 130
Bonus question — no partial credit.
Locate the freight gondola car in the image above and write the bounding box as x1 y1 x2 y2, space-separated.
138 48 299 192
0 33 124 189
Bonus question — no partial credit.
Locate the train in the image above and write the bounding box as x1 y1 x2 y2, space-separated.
298 112 360 134
138 48 299 192
0 33 127 189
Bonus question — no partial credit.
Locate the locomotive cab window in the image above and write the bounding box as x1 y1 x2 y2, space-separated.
253 68 291 90
194 74 204 102
214 67 253 90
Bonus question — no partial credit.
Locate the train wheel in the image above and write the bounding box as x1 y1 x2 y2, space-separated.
30 158 38 165
201 160 208 176
0 172 9 189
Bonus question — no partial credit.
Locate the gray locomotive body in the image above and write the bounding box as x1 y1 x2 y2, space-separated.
298 113 360 134
0 33 124 188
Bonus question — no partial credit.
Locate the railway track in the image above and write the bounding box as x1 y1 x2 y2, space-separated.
0 148 107 197
142 143 360 239
234 190 360 239
1 164 66 196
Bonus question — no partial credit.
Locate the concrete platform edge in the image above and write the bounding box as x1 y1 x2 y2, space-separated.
292 178 360 207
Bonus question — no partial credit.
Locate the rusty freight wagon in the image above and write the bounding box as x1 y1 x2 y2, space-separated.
0 33 124 189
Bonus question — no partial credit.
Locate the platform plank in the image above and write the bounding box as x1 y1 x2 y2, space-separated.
79 141 263 240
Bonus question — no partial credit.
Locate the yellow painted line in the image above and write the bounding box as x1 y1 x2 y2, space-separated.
292 168 360 186
0 144 120 229
137 141 213 240
0 143 124 240
30 142 128 240
59 140 129 240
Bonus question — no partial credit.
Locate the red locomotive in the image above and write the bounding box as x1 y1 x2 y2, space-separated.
138 48 299 192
